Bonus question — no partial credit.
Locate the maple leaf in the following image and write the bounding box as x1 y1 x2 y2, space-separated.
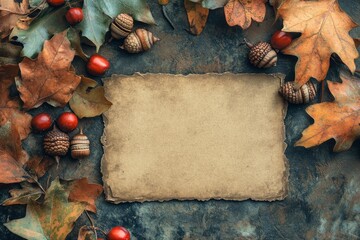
295 72 360 152
279 0 359 88
2 182 43 206
224 0 266 29
0 64 32 184
66 178 103 213
0 0 29 38
69 76 112 119
184 0 209 35
4 178 86 240
16 30 81 109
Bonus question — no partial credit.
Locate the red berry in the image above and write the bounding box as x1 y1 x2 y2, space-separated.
87 54 110 76
107 226 131 240
66 8 83 25
271 31 293 50
31 113 52 132
56 112 78 133
47 0 64 7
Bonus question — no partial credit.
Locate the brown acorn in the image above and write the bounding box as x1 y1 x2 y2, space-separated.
70 129 90 159
110 13 134 39
43 125 69 159
245 39 277 68
279 81 317 104
120 28 160 53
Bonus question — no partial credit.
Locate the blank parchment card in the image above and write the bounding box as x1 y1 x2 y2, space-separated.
101 73 288 203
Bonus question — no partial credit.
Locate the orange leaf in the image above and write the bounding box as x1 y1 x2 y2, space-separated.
16 30 81 109
184 0 209 35
279 0 359 88
67 178 103 213
224 0 266 29
295 72 360 152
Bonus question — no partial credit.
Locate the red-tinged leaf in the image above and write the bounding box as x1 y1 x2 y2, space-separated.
4 178 86 240
2 182 43 206
67 178 103 213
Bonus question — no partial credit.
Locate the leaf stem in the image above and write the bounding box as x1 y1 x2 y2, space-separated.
85 210 98 239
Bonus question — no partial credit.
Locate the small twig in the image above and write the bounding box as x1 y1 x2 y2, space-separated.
162 5 175 30
21 169 46 193
85 211 98 239
94 227 108 237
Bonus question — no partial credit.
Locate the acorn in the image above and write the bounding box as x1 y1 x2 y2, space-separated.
43 125 69 160
110 13 134 39
279 81 317 104
70 129 90 159
120 28 160 53
245 39 277 68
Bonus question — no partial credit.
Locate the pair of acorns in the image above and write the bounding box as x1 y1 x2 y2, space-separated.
110 13 160 53
31 112 90 160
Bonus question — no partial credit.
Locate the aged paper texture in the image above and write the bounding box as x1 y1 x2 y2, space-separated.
102 73 288 203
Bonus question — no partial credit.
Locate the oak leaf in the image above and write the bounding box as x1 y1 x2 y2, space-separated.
224 0 266 29
24 155 56 181
279 0 359 88
4 178 86 240
0 64 32 184
185 0 209 35
295 73 360 152
2 182 43 206
16 30 81 109
69 76 112 119
67 178 103 213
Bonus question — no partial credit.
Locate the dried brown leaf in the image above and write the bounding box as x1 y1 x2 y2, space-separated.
0 0 29 38
69 76 112 119
2 182 43 206
184 0 209 35
279 0 359 88
16 30 81 109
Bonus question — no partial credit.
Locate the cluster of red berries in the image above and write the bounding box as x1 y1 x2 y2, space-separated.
46 0 110 77
31 112 78 133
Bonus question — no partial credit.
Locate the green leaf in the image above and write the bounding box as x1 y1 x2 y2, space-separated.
10 6 69 58
76 0 155 51
189 0 228 9
4 178 86 240
69 76 112 119
67 27 89 62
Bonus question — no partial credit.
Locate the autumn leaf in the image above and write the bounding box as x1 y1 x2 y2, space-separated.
66 178 103 213
78 226 96 240
77 0 155 51
10 6 69 58
0 64 32 184
224 0 266 29
185 0 209 35
69 76 112 119
279 0 359 88
24 155 55 181
0 0 29 38
268 0 285 19
0 43 22 65
16 30 81 109
4 178 86 240
295 72 360 152
2 182 43 206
